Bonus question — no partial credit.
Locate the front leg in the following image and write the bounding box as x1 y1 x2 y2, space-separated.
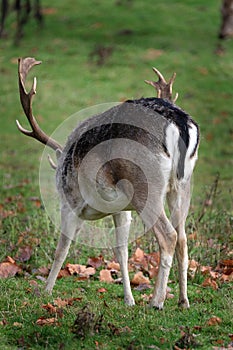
113 211 134 306
45 206 83 293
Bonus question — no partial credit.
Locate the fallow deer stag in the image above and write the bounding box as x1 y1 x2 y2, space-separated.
17 57 199 309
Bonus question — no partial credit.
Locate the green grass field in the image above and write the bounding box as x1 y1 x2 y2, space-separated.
0 1 232 349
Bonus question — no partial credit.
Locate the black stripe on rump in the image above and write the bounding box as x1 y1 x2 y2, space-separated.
127 98 200 179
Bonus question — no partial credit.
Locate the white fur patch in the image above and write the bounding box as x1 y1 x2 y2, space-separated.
165 123 180 168
183 123 199 180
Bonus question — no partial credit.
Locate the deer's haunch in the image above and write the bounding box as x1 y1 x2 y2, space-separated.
17 57 199 309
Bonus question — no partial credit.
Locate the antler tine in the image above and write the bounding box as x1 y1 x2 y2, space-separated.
145 67 178 103
16 57 63 151
47 154 57 170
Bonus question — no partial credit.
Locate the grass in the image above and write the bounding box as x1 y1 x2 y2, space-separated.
0 0 232 349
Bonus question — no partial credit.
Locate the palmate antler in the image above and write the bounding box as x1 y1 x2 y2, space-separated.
145 67 178 103
16 57 63 152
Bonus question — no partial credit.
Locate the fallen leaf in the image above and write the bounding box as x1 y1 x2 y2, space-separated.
220 259 233 268
147 252 160 267
87 256 104 269
15 246 33 262
0 260 22 278
188 232 197 240
175 328 199 349
188 259 199 278
0 319 7 326
166 293 175 299
57 268 70 278
35 266 50 276
0 205 16 219
54 297 82 307
148 266 158 279
66 263 86 275
6 256 15 264
36 317 58 326
202 277 218 290
97 288 107 293
107 261 120 271
134 283 151 292
82 267 96 276
42 303 57 314
132 247 145 262
29 280 38 287
207 316 222 326
200 265 212 275
131 271 150 285
141 293 153 302
13 322 23 327
99 269 113 283
66 263 96 277
220 272 233 282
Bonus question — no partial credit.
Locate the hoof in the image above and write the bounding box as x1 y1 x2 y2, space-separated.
178 299 190 309
149 301 164 310
124 297 135 306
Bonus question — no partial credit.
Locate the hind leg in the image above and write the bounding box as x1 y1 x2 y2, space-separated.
167 182 191 308
149 210 177 309
113 211 134 306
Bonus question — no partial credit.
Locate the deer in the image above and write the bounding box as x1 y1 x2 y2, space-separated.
16 57 199 309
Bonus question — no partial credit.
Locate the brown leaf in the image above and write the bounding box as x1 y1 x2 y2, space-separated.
149 266 158 279
57 268 71 278
13 322 23 327
188 259 199 278
207 316 222 326
0 319 7 326
188 231 197 240
83 267 96 276
99 269 113 283
220 272 233 282
36 266 50 276
0 260 22 278
66 263 86 275
141 293 153 302
66 264 95 277
132 247 145 262
6 256 15 264
54 297 82 307
15 246 33 262
131 271 150 286
29 280 38 287
147 252 160 267
87 255 104 269
97 288 107 293
220 259 233 268
200 265 212 275
42 303 57 314
202 277 218 290
36 317 58 326
107 261 120 271
0 204 16 219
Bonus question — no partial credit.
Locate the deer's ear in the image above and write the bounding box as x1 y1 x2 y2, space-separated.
56 149 62 160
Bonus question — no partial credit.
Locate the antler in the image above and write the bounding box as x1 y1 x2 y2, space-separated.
16 57 63 151
145 67 178 103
